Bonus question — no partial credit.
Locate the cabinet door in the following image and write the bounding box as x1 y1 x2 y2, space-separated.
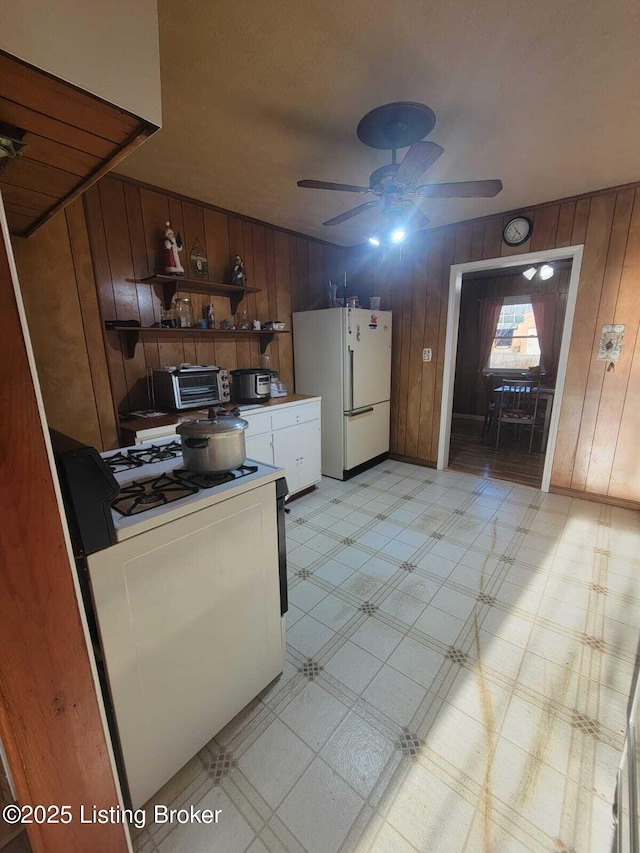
246 433 273 465
296 421 322 491
271 425 300 495
272 421 321 495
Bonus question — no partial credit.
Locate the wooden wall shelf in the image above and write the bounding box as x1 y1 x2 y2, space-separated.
125 274 261 312
105 323 289 358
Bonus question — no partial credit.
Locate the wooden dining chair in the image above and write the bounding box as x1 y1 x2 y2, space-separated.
480 373 500 438
495 380 541 453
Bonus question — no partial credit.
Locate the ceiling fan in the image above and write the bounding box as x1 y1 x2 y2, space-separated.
297 102 502 237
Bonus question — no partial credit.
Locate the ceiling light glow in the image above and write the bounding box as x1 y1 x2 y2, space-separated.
390 228 407 244
367 235 381 247
523 266 537 280
539 264 554 280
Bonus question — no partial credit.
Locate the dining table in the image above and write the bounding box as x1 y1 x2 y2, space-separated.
493 384 556 451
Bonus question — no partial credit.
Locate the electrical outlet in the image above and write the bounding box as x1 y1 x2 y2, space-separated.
422 348 432 363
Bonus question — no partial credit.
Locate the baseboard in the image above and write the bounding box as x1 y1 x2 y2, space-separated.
343 453 389 480
388 453 437 469
549 485 640 511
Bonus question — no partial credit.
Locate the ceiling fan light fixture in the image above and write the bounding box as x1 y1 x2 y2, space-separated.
523 266 537 280
366 235 382 247
390 228 407 244
539 264 554 280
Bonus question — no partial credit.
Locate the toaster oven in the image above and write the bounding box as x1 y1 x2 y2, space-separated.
152 365 230 411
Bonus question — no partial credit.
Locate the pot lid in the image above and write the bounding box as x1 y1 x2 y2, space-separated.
177 416 248 436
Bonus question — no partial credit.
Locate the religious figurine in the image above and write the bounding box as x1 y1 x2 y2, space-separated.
231 254 247 286
190 238 208 277
162 221 184 276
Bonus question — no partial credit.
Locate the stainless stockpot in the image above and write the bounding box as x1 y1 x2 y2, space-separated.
177 415 248 473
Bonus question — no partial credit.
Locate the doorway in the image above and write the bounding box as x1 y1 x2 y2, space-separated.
437 246 584 491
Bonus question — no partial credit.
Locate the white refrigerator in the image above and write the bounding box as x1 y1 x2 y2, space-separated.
293 308 392 479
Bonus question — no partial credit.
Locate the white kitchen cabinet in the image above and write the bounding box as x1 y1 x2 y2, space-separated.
272 421 321 494
125 398 322 496
245 432 274 466
243 398 322 496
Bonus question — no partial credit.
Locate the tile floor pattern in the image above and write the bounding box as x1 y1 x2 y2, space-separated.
133 462 640 853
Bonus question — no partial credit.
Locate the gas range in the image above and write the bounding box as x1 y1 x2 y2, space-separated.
66 436 289 810
100 436 282 541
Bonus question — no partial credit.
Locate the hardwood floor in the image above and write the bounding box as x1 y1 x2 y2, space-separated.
448 417 545 488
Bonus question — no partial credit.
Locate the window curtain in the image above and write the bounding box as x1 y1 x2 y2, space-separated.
477 297 503 389
531 293 558 380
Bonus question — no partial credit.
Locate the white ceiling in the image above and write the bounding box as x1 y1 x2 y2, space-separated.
117 0 640 246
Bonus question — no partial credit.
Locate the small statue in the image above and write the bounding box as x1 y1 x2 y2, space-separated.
162 221 184 276
231 254 247 286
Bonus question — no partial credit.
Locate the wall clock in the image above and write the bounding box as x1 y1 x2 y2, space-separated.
503 216 532 247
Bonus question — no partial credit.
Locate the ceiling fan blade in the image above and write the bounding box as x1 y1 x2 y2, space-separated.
394 141 444 187
298 179 372 193
415 179 503 198
322 200 381 226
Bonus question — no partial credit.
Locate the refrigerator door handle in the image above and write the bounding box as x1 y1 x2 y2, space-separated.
349 347 354 412
345 406 374 417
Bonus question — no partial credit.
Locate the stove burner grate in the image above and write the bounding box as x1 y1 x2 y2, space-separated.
105 451 144 473
105 441 182 473
127 441 182 465
176 464 259 490
112 473 197 517
111 464 261 517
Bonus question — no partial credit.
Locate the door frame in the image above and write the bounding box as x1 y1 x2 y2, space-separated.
436 244 584 491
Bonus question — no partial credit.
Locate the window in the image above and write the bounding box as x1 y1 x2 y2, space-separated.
488 301 541 370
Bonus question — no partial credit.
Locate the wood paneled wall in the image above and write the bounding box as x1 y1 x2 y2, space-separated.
346 184 640 504
1 206 128 853
14 170 640 503
453 269 570 416
12 198 118 449
83 175 347 425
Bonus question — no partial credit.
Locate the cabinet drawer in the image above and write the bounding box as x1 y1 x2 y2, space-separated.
271 402 320 432
131 425 178 445
243 412 272 438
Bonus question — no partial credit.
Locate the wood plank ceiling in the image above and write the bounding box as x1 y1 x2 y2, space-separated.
0 50 157 237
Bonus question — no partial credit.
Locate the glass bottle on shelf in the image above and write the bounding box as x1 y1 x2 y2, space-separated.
206 303 216 329
175 297 194 328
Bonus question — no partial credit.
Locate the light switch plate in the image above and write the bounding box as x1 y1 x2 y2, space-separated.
422 348 432 362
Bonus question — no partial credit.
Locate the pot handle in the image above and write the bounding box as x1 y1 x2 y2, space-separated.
184 437 210 449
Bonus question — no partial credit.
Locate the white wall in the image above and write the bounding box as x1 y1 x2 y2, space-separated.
0 0 162 126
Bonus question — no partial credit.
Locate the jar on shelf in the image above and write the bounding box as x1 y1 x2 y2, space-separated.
235 308 250 330
260 353 272 371
175 297 194 328
161 306 179 327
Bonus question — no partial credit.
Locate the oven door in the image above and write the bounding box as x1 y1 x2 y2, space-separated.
87 479 283 808
175 371 221 409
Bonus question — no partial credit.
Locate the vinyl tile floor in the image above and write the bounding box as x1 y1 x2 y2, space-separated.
133 462 640 853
